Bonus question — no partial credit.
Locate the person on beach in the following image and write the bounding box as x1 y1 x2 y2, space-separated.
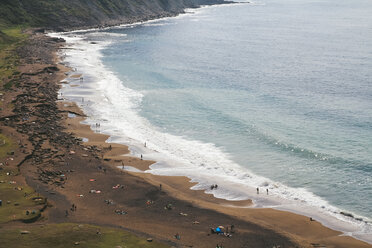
257 187 259 194
266 188 269 195
174 233 180 240
159 184 162 191
141 154 143 160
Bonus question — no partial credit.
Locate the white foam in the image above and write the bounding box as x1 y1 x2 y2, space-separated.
49 8 372 243
87 32 127 37
143 23 170 27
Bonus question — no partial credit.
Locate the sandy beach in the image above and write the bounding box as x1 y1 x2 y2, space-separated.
56 38 372 247
60 99 372 248
0 30 371 248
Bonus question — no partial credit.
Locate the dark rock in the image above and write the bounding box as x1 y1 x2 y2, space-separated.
340 212 354 218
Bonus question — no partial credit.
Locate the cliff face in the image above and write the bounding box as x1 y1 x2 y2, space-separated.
0 0 226 30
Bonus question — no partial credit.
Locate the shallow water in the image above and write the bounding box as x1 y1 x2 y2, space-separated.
52 0 372 242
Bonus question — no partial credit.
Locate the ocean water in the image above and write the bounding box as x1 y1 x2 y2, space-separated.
52 0 372 242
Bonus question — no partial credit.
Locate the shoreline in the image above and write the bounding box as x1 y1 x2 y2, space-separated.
47 2 237 34
58 70 372 248
51 8 372 245
0 3 370 247
52 17 372 247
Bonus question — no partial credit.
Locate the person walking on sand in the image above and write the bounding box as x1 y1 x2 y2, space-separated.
141 154 143 160
266 188 269 195
257 187 259 194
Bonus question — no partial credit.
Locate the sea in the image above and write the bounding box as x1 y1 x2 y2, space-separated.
51 0 372 243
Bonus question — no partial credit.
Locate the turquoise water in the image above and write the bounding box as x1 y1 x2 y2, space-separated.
55 0 372 240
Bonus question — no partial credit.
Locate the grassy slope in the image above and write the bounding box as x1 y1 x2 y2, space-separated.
0 25 26 90
0 223 169 248
0 134 13 158
0 167 45 224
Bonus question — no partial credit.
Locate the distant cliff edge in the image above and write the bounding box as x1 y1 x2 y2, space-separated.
0 0 228 31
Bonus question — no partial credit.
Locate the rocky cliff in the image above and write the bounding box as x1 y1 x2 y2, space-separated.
0 0 226 30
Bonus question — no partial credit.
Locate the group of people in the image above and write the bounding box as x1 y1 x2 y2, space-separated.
211 225 234 237
66 203 77 217
256 187 269 195
210 184 218 190
114 209 127 215
71 203 77 211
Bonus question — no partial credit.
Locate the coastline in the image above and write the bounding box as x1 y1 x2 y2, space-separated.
52 18 372 248
52 6 372 245
0 3 370 248
57 67 372 248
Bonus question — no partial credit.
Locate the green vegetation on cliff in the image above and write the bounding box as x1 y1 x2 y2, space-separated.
0 25 26 90
0 0 225 30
